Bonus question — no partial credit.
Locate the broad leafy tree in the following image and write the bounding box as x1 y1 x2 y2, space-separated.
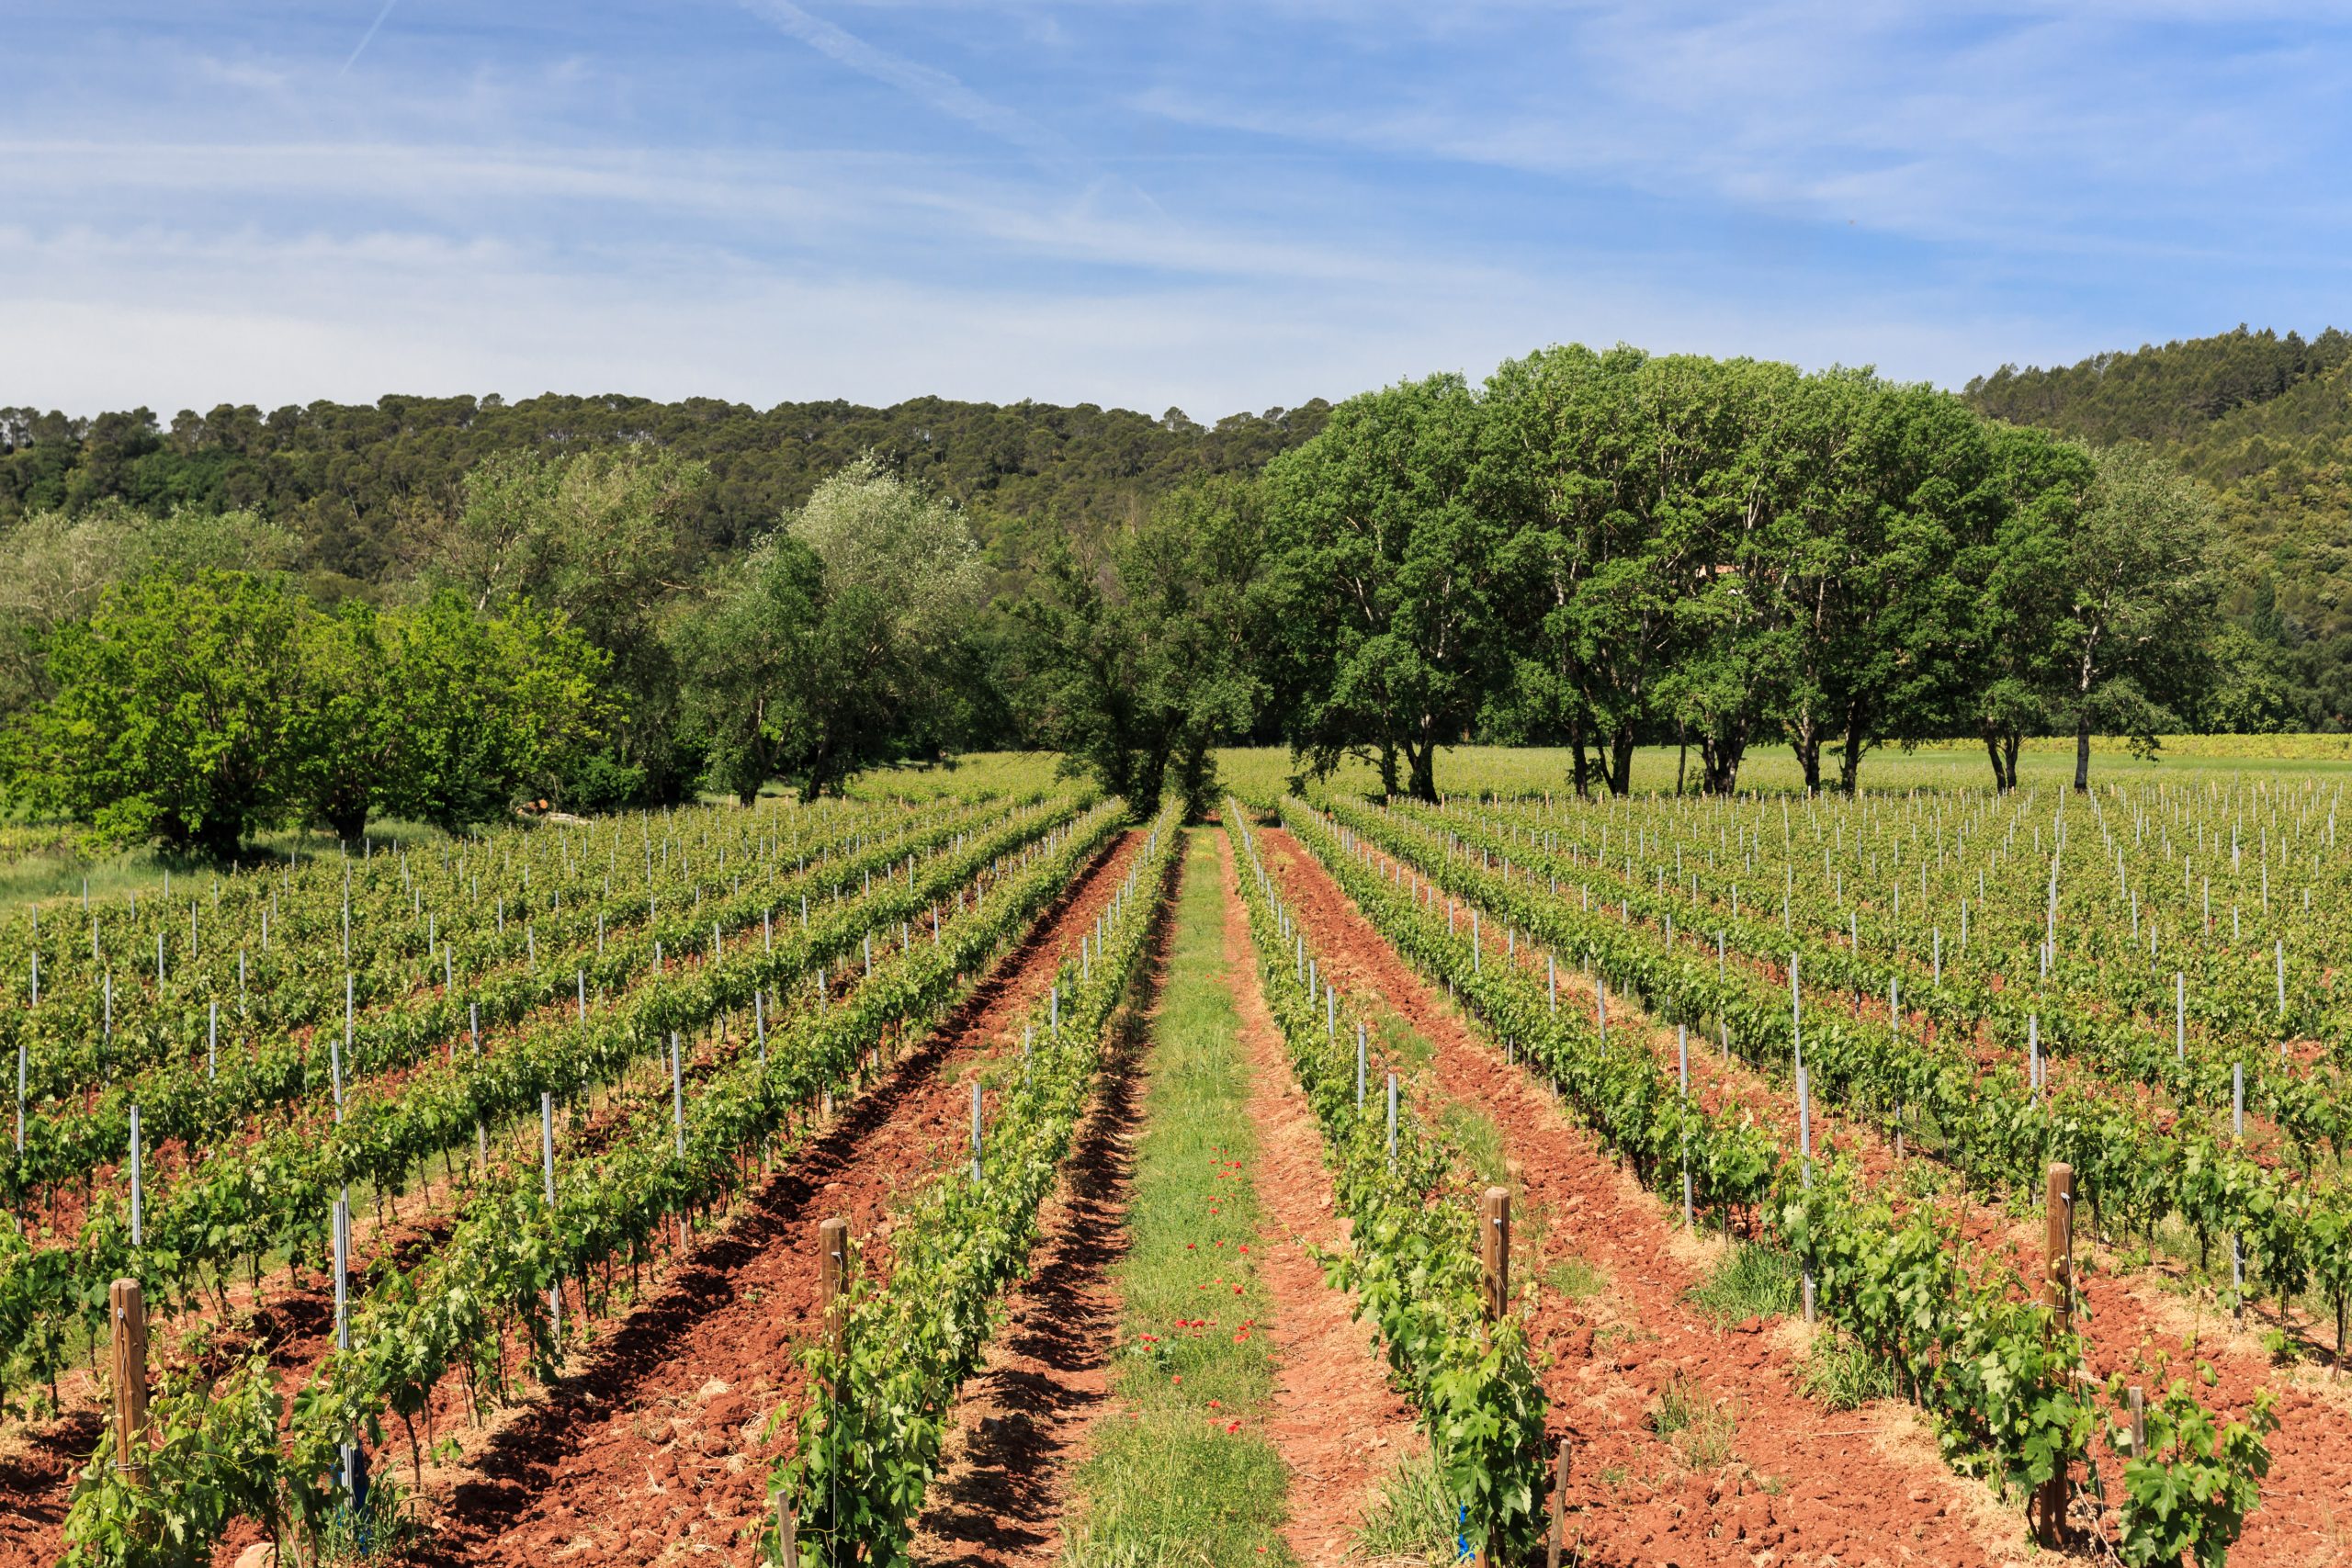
1015 478 1272 818
1951 424 2095 790
301 593 609 838
1265 375 1501 802
672 457 992 803
2048 444 2220 790
672 536 830 806
434 447 707 802
6 571 311 856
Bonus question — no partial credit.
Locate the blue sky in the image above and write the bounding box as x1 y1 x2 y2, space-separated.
3 2 2346 420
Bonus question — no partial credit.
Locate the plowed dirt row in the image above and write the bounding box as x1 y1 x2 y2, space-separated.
0 837 1057 1567
398 829 1143 1568
1214 829 1424 1562
905 862 1170 1567
1257 828 2027 1568
2 1134 482 1568
1509 875 2352 1565
1370 829 2352 1564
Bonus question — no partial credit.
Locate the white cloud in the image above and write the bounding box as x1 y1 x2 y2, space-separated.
0 216 2054 418
2 0 2342 416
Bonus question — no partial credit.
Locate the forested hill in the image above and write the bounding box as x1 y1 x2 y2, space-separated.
1965 324 2352 727
0 393 1329 581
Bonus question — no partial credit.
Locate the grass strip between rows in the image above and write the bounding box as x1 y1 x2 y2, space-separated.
1227 804 1549 1562
780 802 1182 1567
1061 829 1292 1566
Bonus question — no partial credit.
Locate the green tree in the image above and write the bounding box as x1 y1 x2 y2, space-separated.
1764 376 1997 795
673 458 992 804
300 592 609 838
6 571 312 856
1477 344 1643 795
1264 375 1500 802
0 501 300 715
1951 424 2097 790
1482 350 1790 796
2049 444 2220 789
671 536 829 806
432 447 707 801
1015 478 1272 819
787 454 991 767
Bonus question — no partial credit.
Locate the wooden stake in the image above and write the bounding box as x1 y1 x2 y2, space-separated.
2043 1162 2075 1331
1480 1187 1510 1323
1545 1436 1572 1568
776 1493 797 1566
819 1217 850 1378
2127 1384 2146 1459
108 1278 147 1484
2035 1162 2075 1541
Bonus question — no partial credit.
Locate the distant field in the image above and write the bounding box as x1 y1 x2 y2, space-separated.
0 738 2339 908
1220 735 2352 803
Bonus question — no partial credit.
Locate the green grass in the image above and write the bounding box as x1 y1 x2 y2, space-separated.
1216 739 2352 809
1064 831 1296 1567
0 816 454 906
1687 1242 1802 1326
1434 1100 1510 1190
1799 1335 1899 1411
1544 1254 1608 1301
1364 995 1436 1076
1354 1451 1463 1564
1645 1371 1738 1468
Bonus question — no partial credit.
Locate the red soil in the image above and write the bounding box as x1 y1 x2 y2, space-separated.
1213 829 1426 1562
1359 828 2352 1564
907 845 1178 1566
394 829 1144 1567
0 828 1123 1568
1257 827 2027 1567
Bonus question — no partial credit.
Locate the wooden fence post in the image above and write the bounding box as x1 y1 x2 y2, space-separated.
2043 1162 2075 1331
1480 1186 1510 1322
109 1278 147 1485
1545 1436 1572 1568
819 1217 851 1378
2035 1162 2075 1541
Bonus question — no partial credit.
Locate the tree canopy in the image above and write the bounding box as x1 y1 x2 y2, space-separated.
0 333 2291 840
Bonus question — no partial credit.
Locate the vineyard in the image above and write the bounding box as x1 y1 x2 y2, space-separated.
0 751 2346 1565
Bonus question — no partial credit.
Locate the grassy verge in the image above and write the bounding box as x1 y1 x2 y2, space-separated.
1064 830 1296 1567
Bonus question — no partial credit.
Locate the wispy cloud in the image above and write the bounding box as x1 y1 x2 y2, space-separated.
737 0 1080 170
2 0 2346 415
339 0 402 76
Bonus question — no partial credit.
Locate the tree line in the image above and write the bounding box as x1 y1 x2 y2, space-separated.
0 342 2248 846
1965 323 2352 730
1029 346 2219 810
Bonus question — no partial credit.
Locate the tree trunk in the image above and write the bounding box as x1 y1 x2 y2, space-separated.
2074 713 2092 793
1676 720 1689 797
1377 740 1400 798
1980 728 2011 792
1407 742 1438 804
2003 732 2021 792
1837 710 1868 797
1700 725 1747 795
1608 727 1635 796
1568 713 1590 799
198 813 247 864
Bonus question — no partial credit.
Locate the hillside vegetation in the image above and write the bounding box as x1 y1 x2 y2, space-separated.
1967 325 2352 725
0 393 1329 584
